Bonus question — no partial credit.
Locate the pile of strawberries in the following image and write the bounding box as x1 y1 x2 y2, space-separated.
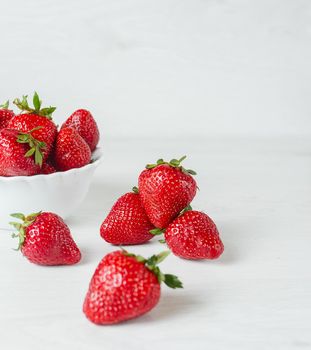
100 156 224 260
4 95 225 326
0 92 99 176
8 154 224 325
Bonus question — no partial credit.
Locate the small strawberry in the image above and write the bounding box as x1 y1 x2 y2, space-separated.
0 128 44 176
40 161 56 174
138 156 197 229
10 212 81 265
163 209 224 260
54 127 91 171
10 92 57 160
0 100 15 129
83 250 182 325
61 109 99 151
100 187 154 245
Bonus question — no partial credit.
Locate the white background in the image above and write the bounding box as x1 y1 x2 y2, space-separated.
0 1 310 350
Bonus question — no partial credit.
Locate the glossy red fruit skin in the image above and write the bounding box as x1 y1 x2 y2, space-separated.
0 129 40 176
61 109 99 151
54 127 91 171
0 109 15 129
8 114 57 160
165 210 224 260
40 162 56 174
22 212 81 265
138 164 197 228
83 251 160 325
100 192 154 245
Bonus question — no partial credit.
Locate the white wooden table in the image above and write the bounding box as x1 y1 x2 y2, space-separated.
0 136 310 350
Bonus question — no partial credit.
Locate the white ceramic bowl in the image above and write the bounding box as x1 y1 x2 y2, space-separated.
0 148 102 229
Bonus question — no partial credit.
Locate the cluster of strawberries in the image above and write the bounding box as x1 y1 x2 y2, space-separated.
0 92 99 176
8 156 224 325
100 156 224 260
4 94 224 325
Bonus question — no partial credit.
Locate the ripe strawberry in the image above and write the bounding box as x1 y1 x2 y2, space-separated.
10 92 57 160
83 250 182 325
61 109 99 151
138 156 197 229
100 187 154 245
0 128 44 176
0 100 15 129
40 161 56 174
164 210 224 260
54 127 91 171
10 212 81 265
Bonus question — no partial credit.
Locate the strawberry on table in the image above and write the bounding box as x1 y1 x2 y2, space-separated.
138 156 197 229
54 127 91 171
0 100 15 129
9 92 57 160
10 212 81 266
0 128 44 176
100 187 154 245
164 209 224 260
83 250 182 325
61 109 99 151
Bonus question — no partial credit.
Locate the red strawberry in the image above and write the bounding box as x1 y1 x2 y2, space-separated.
100 187 154 245
138 156 197 229
10 212 81 265
10 92 57 160
54 127 91 171
0 101 15 129
83 250 182 325
0 129 44 176
164 210 224 260
40 161 56 174
61 109 99 151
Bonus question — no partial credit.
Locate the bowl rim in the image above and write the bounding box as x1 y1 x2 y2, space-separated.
0 147 103 182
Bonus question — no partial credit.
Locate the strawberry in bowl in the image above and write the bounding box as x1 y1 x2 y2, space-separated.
0 92 102 226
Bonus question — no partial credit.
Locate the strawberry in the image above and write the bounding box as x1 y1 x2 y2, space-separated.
10 92 57 160
0 128 44 176
40 161 56 174
0 100 15 129
100 187 154 245
10 212 81 265
83 250 182 325
54 127 91 171
61 109 99 151
164 210 224 260
138 156 197 229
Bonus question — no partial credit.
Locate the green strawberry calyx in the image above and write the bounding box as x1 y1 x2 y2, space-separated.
132 186 139 194
0 100 9 109
122 249 183 289
9 212 41 250
13 92 56 119
145 155 196 176
16 127 46 167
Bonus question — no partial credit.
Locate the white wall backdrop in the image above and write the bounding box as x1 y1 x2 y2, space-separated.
0 0 310 138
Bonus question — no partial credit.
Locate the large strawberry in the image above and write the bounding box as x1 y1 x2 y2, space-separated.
100 187 154 245
10 212 81 265
61 109 99 151
10 92 57 160
0 128 44 176
54 127 91 171
0 100 15 129
164 210 224 260
83 250 182 325
138 156 197 229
